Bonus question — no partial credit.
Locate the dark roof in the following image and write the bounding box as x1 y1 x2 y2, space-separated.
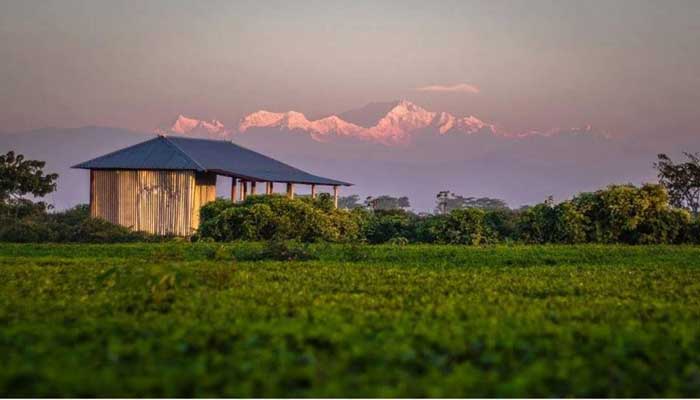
73 135 351 186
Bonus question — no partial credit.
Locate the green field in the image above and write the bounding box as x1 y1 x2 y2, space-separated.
1 243 700 397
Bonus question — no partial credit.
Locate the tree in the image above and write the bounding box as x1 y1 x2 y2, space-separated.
435 191 509 214
517 199 585 244
0 151 58 204
365 195 410 211
436 191 450 214
337 194 363 209
363 210 416 243
655 153 700 216
570 183 685 244
437 208 494 245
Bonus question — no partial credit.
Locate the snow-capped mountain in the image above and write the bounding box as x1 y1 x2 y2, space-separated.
238 110 365 142
157 115 230 138
238 100 495 145
159 101 601 146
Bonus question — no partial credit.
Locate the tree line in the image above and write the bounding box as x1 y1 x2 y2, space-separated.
1 150 699 244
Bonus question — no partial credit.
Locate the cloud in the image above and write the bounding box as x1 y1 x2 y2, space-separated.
415 83 480 94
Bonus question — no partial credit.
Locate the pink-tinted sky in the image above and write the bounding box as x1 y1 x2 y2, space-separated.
1 0 699 142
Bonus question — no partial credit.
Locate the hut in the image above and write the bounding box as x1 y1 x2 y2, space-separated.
73 135 351 236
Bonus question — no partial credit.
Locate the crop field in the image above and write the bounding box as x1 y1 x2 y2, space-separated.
1 243 700 397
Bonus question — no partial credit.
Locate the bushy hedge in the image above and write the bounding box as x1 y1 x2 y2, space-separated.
196 194 362 242
0 202 158 243
197 184 699 245
1 183 697 245
502 184 694 245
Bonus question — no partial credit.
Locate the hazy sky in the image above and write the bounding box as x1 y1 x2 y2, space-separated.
1 0 699 141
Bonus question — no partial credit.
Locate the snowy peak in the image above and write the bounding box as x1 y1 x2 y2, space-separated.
338 101 403 128
158 115 230 138
237 110 287 131
239 110 365 140
238 100 496 145
367 100 436 142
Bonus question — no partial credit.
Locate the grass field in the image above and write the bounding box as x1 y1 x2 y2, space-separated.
1 243 700 397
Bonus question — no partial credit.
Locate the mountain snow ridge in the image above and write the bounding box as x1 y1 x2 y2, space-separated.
157 115 230 138
159 100 602 145
238 100 495 144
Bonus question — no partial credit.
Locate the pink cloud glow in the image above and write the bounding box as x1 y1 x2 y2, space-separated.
415 83 480 94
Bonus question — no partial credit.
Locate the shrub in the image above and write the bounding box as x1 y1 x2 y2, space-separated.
198 195 360 243
517 203 556 244
414 214 446 243
434 208 495 245
71 218 152 243
387 236 409 246
0 203 158 243
0 219 53 243
363 210 417 244
636 207 692 244
257 239 319 261
572 184 687 244
686 218 700 244
484 208 519 242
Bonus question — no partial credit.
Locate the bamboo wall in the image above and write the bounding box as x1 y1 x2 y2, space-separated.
90 170 217 236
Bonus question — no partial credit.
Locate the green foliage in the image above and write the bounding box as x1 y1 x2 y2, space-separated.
365 195 411 211
655 152 700 215
572 184 686 244
518 202 586 244
0 151 58 203
436 191 509 214
257 239 319 261
483 207 519 242
2 243 700 397
337 194 363 209
0 218 54 243
434 208 494 245
552 202 587 243
514 184 693 245
387 236 409 246
363 209 417 244
0 200 54 242
0 182 697 245
0 203 158 243
70 217 154 243
197 195 360 243
687 218 700 244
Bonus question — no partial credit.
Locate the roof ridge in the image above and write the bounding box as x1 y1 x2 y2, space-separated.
160 136 206 171
165 134 231 144
71 135 160 168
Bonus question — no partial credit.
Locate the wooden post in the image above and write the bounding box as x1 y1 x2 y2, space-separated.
251 181 257 195
333 185 339 209
286 183 295 199
266 182 273 195
89 170 96 217
230 178 238 202
240 180 248 201
311 184 317 199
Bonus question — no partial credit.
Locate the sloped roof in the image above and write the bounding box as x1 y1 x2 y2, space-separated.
73 135 351 186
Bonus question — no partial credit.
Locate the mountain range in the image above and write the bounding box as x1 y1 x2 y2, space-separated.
1 100 695 211
157 115 230 138
236 100 496 144
158 100 509 143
